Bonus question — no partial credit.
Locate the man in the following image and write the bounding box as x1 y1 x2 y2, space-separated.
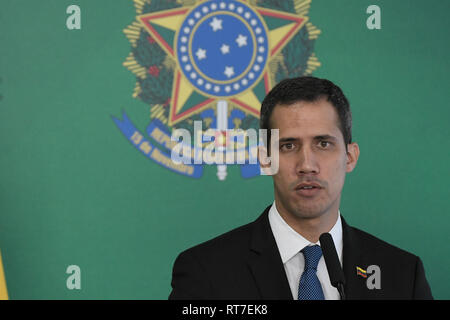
169 76 433 300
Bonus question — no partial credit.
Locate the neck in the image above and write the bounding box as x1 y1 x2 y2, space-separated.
275 199 340 243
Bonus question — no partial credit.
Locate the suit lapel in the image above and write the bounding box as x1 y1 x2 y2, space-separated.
341 216 371 299
245 209 372 299
246 206 293 300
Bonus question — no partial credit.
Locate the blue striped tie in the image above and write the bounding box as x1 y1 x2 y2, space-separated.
298 245 325 300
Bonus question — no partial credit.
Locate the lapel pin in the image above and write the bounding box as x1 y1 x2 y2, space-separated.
356 266 367 278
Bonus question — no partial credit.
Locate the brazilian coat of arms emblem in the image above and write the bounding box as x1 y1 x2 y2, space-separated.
114 0 321 180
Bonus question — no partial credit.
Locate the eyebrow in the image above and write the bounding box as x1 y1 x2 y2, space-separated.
278 134 338 143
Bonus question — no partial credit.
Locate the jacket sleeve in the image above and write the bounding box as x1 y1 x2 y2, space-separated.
413 257 433 300
168 249 212 300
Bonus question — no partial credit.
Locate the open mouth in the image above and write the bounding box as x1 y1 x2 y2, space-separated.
294 183 322 197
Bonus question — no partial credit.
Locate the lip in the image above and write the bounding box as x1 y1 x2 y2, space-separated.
294 182 323 197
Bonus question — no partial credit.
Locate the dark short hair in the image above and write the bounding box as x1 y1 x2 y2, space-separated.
260 76 352 150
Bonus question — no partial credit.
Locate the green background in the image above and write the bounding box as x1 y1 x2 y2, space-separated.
0 0 449 299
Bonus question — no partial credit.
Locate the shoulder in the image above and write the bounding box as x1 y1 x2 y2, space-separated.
178 219 255 262
343 219 433 299
178 206 271 259
174 206 271 269
169 208 271 299
346 222 419 264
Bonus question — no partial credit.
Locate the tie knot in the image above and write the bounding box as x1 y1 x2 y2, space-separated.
302 245 322 270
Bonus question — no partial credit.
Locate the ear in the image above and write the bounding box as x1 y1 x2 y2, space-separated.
345 142 360 173
258 145 272 175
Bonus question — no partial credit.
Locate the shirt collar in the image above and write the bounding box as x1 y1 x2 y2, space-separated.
268 201 343 264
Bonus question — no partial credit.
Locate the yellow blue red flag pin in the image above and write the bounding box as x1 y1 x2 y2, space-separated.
356 266 367 278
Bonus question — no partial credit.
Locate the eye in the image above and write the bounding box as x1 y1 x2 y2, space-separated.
280 143 295 151
318 141 331 148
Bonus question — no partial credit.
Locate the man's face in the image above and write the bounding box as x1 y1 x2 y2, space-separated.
268 98 359 221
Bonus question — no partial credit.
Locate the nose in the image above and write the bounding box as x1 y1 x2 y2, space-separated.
296 145 319 175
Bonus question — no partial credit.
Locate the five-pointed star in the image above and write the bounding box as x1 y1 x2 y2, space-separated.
224 66 235 78
210 17 223 31
236 34 247 47
220 44 230 54
195 48 207 60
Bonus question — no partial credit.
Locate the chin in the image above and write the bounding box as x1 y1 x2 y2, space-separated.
290 202 330 220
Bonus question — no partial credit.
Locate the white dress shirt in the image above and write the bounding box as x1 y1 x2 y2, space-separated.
268 201 343 300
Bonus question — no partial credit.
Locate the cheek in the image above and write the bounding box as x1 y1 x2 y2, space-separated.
324 158 347 189
276 159 296 180
273 164 295 191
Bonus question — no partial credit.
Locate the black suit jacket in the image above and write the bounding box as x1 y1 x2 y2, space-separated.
169 206 433 299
